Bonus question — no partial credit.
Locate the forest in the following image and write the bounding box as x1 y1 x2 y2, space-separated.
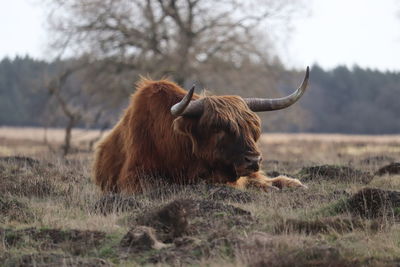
1 55 399 134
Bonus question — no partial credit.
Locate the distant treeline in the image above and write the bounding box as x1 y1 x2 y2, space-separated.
1 56 399 134
0 56 51 126
304 65 400 134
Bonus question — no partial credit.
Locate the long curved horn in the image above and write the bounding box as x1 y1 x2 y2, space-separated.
244 66 309 112
171 84 204 117
170 85 195 116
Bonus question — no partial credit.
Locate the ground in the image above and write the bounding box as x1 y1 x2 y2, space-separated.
1 127 400 266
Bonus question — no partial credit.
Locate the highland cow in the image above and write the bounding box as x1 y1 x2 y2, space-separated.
93 67 309 194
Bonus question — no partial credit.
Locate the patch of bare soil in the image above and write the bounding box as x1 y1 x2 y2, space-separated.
274 216 375 235
345 188 400 218
3 253 112 267
0 197 34 223
297 165 373 184
375 162 400 175
1 228 106 255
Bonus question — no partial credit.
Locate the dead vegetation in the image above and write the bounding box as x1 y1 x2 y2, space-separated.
1 131 400 266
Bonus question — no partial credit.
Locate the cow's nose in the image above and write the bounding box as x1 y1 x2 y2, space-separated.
244 155 262 171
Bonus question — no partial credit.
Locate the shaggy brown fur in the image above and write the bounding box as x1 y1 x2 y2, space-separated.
93 78 305 194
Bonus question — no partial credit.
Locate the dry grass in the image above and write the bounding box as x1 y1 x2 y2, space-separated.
1 127 400 266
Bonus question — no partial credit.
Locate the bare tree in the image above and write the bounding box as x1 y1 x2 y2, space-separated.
44 57 117 156
45 0 305 84
46 63 83 156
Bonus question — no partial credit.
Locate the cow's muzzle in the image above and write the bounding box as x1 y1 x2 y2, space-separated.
235 154 262 176
244 154 262 172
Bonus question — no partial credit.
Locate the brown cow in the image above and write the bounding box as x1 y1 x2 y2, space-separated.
93 67 309 194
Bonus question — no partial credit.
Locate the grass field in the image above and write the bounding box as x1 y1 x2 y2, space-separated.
1 127 400 266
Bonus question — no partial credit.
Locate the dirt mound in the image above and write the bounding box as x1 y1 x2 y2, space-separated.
136 199 193 240
274 216 368 235
375 162 400 175
120 198 253 264
297 165 373 184
345 188 400 218
93 194 142 215
134 199 252 240
0 197 34 223
1 228 106 255
4 253 112 267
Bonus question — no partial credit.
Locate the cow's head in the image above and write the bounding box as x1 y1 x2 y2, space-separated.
172 67 309 181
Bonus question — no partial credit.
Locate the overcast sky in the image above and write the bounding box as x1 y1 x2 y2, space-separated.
0 0 399 71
